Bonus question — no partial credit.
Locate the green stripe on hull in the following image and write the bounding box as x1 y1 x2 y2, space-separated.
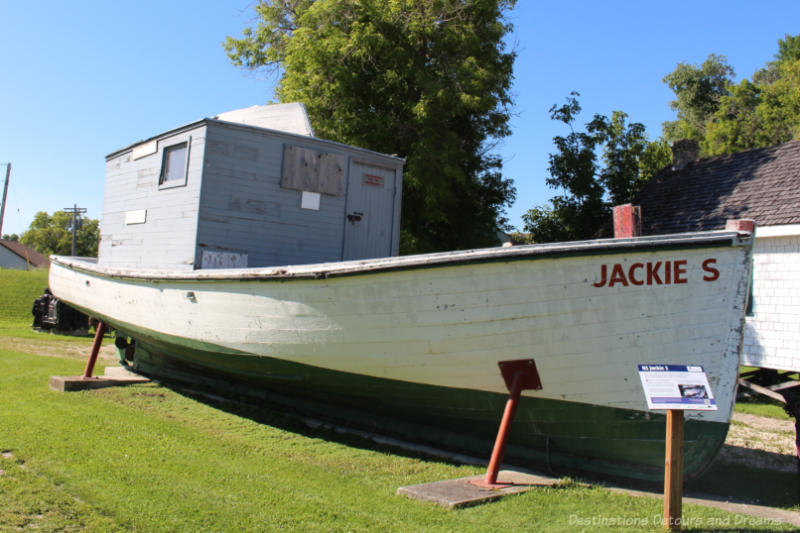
120 329 728 483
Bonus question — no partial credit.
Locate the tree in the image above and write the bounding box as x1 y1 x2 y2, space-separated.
20 211 99 257
704 51 800 155
2 233 19 241
664 34 800 156
225 0 517 253
522 93 670 243
662 54 735 144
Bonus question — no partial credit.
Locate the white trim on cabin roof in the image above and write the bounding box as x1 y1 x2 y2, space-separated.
754 224 800 238
108 117 404 167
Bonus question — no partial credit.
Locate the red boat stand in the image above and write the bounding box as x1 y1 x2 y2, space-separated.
469 359 542 489
82 320 107 379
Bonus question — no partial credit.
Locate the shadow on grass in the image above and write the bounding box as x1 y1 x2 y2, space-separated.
146 370 799 513
687 455 798 509
152 373 486 469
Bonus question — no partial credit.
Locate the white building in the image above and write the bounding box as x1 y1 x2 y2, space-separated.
0 240 49 270
636 139 800 373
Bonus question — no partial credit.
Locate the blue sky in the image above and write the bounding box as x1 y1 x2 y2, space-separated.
1 1 798 238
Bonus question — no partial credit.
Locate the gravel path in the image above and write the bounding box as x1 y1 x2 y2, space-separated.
719 412 796 473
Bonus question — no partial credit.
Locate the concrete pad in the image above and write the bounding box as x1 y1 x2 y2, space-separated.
397 470 561 508
102 366 149 381
50 366 149 392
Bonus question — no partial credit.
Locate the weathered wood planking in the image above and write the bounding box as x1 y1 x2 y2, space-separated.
52 231 751 424
99 113 402 270
280 145 345 197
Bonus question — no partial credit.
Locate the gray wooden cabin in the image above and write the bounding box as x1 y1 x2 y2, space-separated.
99 104 404 270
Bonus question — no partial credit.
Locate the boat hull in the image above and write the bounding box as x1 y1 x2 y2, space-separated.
49 232 753 481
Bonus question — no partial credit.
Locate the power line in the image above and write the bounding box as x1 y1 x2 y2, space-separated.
0 163 10 237
62 204 87 256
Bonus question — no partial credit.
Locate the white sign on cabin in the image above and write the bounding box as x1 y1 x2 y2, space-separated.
201 249 248 269
124 209 147 225
300 191 321 211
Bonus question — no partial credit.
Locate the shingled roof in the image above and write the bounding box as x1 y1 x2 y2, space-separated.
0 240 49 268
635 139 800 235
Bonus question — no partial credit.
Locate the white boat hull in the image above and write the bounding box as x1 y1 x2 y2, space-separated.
49 231 753 480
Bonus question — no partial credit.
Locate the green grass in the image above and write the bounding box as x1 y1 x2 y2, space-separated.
735 400 792 420
0 267 91 340
736 366 796 420
0 269 797 531
2 348 795 532
0 268 48 327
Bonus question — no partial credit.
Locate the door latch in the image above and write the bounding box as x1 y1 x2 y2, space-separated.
347 212 364 224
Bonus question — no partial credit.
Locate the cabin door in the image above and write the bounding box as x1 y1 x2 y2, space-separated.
342 161 397 261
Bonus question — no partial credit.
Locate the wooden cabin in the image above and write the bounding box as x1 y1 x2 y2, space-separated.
99 103 404 270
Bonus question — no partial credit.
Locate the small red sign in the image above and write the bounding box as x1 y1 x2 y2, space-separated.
363 173 384 187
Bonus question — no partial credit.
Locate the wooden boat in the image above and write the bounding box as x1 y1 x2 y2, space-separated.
49 229 753 481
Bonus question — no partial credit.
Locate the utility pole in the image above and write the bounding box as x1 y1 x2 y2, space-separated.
62 204 87 256
0 163 10 238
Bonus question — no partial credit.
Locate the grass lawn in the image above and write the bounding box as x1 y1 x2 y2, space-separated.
0 269 797 531
735 399 792 420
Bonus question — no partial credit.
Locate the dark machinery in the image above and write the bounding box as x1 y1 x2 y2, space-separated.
32 288 89 332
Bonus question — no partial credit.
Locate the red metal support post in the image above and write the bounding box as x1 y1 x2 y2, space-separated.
82 321 107 379
469 359 542 489
483 370 525 485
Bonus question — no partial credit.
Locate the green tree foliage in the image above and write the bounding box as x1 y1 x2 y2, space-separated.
225 0 517 253
776 33 800 62
522 93 670 243
2 233 19 241
661 54 735 143
20 211 99 257
664 34 800 156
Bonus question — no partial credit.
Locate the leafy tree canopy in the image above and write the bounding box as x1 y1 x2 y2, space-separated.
663 34 800 156
661 54 735 143
523 33 800 245
225 0 517 253
20 211 99 257
522 93 670 243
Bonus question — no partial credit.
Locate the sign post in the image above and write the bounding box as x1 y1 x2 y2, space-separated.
637 364 717 531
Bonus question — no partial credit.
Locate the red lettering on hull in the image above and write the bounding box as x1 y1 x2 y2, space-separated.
702 258 720 281
593 258 718 288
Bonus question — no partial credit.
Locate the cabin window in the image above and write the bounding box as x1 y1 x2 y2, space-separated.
159 141 189 187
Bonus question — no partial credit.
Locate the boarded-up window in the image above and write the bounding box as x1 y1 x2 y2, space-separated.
281 145 346 197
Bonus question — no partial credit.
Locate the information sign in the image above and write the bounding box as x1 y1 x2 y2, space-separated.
637 364 717 411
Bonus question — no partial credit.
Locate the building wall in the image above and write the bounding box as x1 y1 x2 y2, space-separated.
99 125 206 269
742 233 800 371
0 246 28 269
197 122 402 268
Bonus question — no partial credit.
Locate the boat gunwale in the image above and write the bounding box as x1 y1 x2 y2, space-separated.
51 230 752 283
